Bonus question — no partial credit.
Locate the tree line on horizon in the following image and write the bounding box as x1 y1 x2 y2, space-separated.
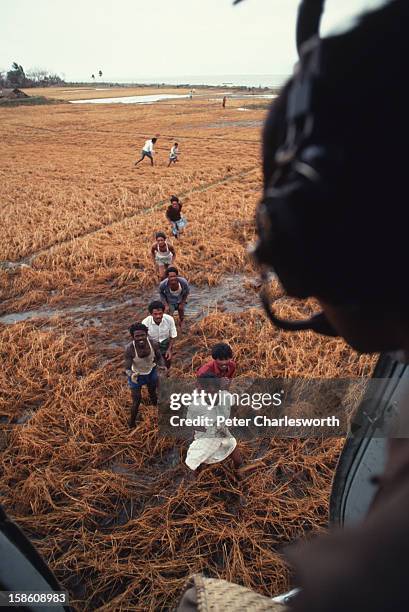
0 62 65 89
0 62 104 89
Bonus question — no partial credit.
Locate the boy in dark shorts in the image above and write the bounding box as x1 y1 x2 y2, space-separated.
168 143 179 167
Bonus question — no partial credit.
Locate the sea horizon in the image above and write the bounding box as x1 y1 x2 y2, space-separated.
70 74 290 88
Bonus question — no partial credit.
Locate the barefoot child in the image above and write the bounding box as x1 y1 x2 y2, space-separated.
168 142 179 167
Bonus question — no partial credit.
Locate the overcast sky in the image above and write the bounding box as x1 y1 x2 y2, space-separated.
1 0 386 81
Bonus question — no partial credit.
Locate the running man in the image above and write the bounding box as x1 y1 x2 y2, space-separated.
135 137 157 167
151 231 175 279
159 266 190 329
197 343 236 380
124 322 166 427
166 195 187 238
184 373 243 478
142 300 177 371
168 142 179 167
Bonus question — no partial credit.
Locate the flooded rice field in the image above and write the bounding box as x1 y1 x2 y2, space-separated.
70 93 191 104
0 89 375 611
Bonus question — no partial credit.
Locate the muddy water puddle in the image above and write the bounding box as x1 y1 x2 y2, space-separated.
202 119 263 129
183 119 263 130
70 93 190 105
0 273 260 327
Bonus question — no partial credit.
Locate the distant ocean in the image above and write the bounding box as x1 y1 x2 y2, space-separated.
85 74 290 88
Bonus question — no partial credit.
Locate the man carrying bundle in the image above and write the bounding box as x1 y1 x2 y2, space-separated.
184 373 243 479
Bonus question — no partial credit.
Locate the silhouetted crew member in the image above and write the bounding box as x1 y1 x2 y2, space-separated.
177 0 409 610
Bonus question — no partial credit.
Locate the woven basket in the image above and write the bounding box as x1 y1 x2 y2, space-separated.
176 574 288 612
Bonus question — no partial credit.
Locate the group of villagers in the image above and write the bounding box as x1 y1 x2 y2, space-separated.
125 139 246 480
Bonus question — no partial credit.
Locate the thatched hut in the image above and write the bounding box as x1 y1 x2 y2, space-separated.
0 88 29 99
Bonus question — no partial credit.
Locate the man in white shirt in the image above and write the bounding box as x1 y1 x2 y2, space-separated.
135 136 157 167
142 300 177 371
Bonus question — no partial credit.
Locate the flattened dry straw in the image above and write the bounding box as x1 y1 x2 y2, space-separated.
0 92 376 610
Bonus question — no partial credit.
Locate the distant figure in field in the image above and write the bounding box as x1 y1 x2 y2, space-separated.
189 90 193 99
151 231 175 279
135 137 157 167
197 343 236 380
142 300 177 371
159 266 190 330
124 322 166 427
168 142 179 167
222 96 227 108
166 195 187 238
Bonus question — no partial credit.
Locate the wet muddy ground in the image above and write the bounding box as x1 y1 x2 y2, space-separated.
0 273 259 327
1 273 263 428
182 119 263 130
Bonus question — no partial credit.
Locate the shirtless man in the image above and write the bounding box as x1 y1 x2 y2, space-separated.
124 323 166 427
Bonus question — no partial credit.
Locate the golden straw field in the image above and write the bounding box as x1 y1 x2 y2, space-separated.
0 88 376 610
